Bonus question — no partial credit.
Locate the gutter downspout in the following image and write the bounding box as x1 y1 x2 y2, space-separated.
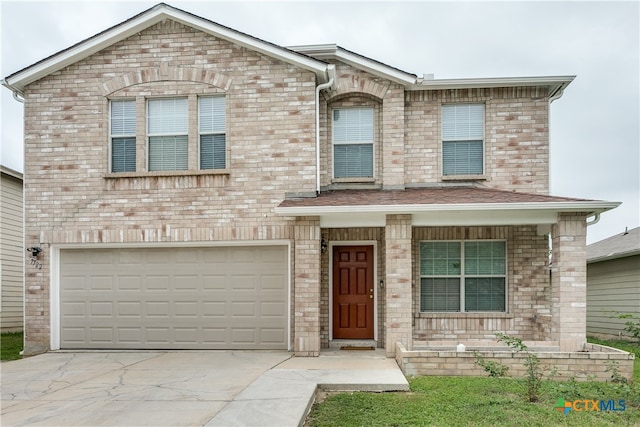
1 79 25 103
547 81 568 192
315 65 335 195
12 91 25 103
586 212 600 226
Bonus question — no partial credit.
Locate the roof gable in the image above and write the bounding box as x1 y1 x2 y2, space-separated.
2 3 331 95
2 3 574 98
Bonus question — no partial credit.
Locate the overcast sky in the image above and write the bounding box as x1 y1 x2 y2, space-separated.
1 0 638 244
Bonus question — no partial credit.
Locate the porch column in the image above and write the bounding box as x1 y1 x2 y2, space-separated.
293 216 321 356
385 214 413 356
551 213 588 352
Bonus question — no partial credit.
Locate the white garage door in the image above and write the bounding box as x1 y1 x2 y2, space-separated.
59 246 288 349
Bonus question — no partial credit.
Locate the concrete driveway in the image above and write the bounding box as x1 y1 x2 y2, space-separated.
1 351 291 427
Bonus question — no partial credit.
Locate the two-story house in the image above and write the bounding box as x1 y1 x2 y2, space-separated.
3 3 619 359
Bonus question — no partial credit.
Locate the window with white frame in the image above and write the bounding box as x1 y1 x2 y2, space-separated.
332 107 374 178
442 104 484 176
420 241 506 312
147 98 188 171
110 99 136 173
199 96 226 170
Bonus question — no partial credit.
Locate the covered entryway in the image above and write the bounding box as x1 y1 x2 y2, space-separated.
332 245 374 339
59 246 288 349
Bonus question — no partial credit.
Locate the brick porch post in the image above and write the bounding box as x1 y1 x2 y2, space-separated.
551 213 588 351
385 214 413 356
293 216 321 356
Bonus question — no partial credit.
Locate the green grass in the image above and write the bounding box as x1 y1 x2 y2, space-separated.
306 339 640 427
307 377 639 426
1 331 23 361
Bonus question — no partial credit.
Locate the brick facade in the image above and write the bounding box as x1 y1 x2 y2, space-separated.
412 225 551 343
13 6 601 358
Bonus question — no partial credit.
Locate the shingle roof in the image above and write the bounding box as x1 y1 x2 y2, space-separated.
278 186 594 208
587 226 640 263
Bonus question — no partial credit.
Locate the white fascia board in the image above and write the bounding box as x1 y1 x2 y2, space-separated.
333 49 416 85
3 6 330 94
411 75 575 92
318 210 559 228
171 12 329 82
274 200 620 216
288 44 416 86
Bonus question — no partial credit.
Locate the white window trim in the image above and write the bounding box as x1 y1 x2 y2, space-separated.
109 99 136 173
331 107 376 180
146 97 189 171
197 95 227 170
419 239 508 313
441 103 486 177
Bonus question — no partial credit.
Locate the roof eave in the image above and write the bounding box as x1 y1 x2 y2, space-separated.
289 44 417 86
274 200 620 216
588 250 640 264
410 75 576 95
3 4 330 95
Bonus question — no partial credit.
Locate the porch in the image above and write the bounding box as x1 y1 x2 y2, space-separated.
276 186 619 358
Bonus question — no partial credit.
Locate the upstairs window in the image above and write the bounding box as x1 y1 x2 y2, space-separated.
442 104 484 176
110 100 136 173
147 98 188 171
420 241 506 312
332 107 374 178
199 96 226 170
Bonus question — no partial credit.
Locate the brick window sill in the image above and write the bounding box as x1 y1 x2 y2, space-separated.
332 177 376 184
416 312 513 319
441 175 487 182
104 169 230 179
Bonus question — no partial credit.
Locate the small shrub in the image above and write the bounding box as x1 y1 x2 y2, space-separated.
495 332 543 402
473 351 509 377
606 359 628 384
618 313 640 340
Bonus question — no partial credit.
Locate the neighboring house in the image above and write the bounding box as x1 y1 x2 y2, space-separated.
587 227 640 339
1 165 24 332
2 3 619 357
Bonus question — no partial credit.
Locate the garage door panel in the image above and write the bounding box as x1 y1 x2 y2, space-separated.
60 246 288 350
90 302 113 317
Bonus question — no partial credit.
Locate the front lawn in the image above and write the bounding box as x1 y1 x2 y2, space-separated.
307 376 638 426
306 339 640 426
0 331 23 361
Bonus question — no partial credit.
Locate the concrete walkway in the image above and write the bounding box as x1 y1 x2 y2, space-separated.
1 349 408 427
207 349 409 427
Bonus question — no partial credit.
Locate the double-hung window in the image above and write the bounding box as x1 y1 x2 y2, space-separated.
110 100 136 173
442 104 484 176
147 98 188 171
332 107 374 178
420 241 506 312
199 96 226 170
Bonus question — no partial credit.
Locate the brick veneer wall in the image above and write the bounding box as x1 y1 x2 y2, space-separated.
412 225 551 342
396 343 635 382
21 20 318 353
294 217 321 356
385 215 413 356
405 88 550 194
552 213 589 351
19 16 560 355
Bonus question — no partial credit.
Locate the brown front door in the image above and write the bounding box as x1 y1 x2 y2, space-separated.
332 245 374 339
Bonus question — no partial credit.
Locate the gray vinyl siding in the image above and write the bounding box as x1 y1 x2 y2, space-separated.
1 170 24 331
587 255 640 339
